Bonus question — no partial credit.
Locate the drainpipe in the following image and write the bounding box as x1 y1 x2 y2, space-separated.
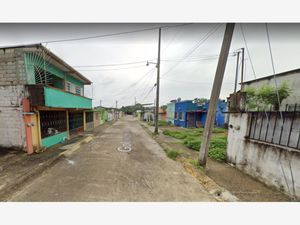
22 98 34 154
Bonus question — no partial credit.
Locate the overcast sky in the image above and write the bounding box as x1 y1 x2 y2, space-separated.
1 23 300 108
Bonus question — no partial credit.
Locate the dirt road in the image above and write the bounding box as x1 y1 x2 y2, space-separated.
9 116 215 201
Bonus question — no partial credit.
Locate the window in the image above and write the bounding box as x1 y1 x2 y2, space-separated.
179 112 184 120
66 82 71 92
75 86 81 95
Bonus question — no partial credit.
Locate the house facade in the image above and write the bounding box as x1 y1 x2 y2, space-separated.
0 44 92 154
174 99 227 128
166 100 176 124
227 68 300 198
158 107 167 121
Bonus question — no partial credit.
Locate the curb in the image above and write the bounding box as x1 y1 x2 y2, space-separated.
0 135 94 201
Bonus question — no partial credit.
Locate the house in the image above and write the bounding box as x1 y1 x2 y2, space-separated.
174 99 227 128
227 68 300 198
158 107 167 121
166 100 176 124
0 44 92 154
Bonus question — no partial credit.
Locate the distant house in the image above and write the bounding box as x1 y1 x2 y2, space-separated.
158 107 167 121
227 68 300 198
166 100 176 124
174 99 227 128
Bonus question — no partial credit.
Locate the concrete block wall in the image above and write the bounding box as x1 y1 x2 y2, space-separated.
227 113 300 199
0 48 28 151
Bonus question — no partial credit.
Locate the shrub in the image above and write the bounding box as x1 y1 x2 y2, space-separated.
184 139 201 151
167 149 182 160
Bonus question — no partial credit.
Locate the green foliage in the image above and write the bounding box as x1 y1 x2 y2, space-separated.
208 136 227 162
163 128 227 161
167 149 182 160
244 82 292 110
189 159 204 171
121 103 144 114
183 139 201 151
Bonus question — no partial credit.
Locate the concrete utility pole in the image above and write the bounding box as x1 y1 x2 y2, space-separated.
154 27 161 135
198 23 235 167
234 50 240 94
241 47 245 84
115 100 118 120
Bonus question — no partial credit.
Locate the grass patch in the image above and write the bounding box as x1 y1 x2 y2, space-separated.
189 159 204 171
163 128 227 162
148 120 172 127
166 149 182 160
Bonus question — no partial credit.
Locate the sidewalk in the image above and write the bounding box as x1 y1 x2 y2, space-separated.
0 121 113 201
140 121 292 202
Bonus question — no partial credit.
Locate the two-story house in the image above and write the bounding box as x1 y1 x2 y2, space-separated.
0 43 92 154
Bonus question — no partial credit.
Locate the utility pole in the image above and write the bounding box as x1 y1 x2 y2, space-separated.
100 99 102 107
134 97 137 105
154 27 161 135
241 47 245 84
234 50 240 94
198 23 235 167
115 100 118 120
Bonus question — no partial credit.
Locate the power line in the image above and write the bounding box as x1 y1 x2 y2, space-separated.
240 24 257 79
73 60 150 68
161 24 223 78
42 24 191 44
77 64 146 72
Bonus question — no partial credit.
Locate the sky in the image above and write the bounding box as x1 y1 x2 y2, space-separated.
1 23 300 108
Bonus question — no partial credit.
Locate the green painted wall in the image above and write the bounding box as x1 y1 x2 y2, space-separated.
44 86 92 109
24 53 84 87
41 131 68 148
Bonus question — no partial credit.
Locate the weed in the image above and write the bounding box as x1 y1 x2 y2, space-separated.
183 139 201 151
167 149 182 160
189 159 204 171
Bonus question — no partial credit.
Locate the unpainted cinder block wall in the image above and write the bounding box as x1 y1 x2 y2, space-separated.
0 48 28 151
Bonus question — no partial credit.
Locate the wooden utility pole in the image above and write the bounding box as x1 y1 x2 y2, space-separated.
198 23 235 167
154 27 161 135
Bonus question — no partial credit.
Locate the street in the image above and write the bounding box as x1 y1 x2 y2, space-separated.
9 116 215 201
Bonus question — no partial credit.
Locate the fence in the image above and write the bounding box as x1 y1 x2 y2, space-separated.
247 105 300 150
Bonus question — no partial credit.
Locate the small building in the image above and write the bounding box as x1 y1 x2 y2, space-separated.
158 107 167 121
0 44 92 153
174 99 227 128
227 68 300 198
166 100 176 124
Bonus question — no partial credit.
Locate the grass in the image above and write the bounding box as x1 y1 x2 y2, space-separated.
163 127 227 162
148 120 172 127
166 149 182 160
189 159 204 171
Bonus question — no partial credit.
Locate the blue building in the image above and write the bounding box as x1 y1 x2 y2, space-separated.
174 99 227 128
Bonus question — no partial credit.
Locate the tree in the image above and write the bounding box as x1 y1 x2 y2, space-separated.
244 81 292 110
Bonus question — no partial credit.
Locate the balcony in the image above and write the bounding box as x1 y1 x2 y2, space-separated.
26 85 92 109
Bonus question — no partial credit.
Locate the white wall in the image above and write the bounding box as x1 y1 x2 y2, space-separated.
227 113 300 198
243 71 300 110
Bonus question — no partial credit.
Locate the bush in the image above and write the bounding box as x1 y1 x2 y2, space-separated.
208 136 227 162
183 139 201 151
167 149 182 160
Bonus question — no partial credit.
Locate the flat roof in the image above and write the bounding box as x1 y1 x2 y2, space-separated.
242 68 300 85
0 43 92 85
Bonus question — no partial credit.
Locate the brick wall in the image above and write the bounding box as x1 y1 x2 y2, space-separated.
0 48 27 151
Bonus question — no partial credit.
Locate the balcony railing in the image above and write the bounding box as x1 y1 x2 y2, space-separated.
26 84 92 109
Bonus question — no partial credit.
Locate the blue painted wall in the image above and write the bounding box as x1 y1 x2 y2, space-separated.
174 99 227 128
174 100 198 127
